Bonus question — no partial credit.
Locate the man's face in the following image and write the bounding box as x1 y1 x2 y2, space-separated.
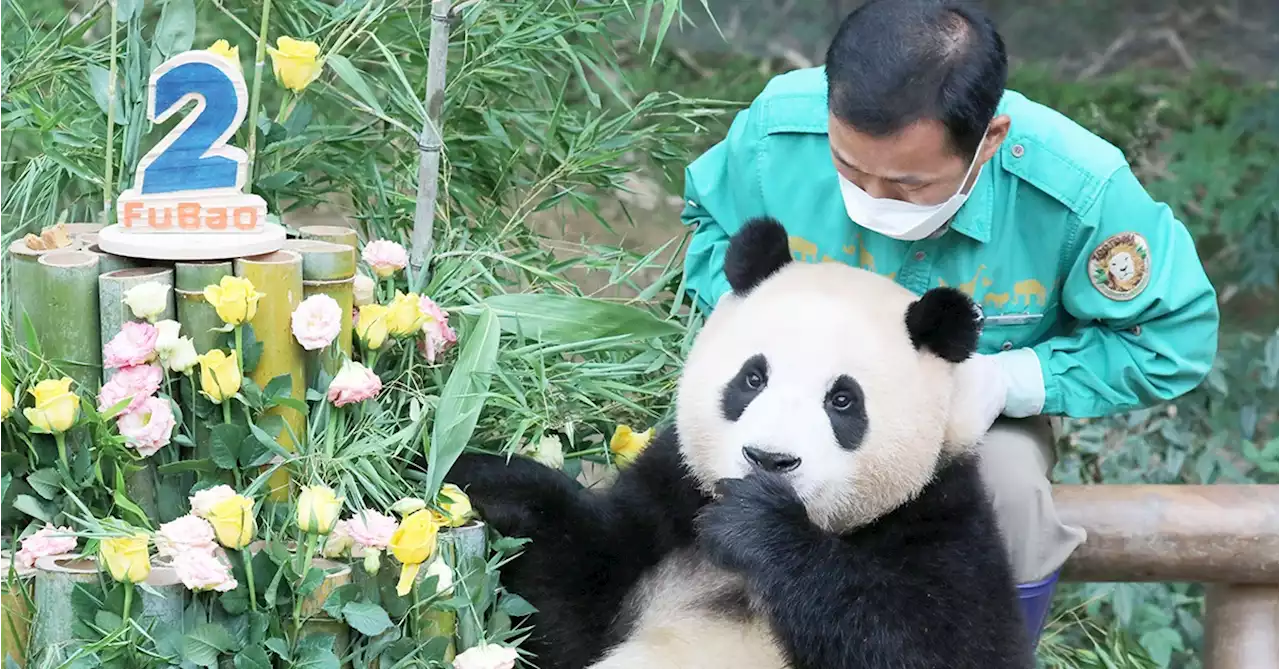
828 113 1009 206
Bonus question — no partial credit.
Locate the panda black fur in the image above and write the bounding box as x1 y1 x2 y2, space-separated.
450 217 1033 669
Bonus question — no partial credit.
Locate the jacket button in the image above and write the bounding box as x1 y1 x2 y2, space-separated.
914 251 926 261
1011 144 1025 158
1001 341 1014 351
1130 325 1142 336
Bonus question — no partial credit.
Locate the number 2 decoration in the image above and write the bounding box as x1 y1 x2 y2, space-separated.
135 51 250 194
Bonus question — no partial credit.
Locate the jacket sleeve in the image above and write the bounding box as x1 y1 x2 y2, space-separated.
680 106 767 315
1002 165 1221 419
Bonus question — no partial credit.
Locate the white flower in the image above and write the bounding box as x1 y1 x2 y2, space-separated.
389 497 426 516
452 643 518 669
122 282 171 322
290 294 343 351
165 337 199 374
154 320 183 355
353 273 376 306
423 557 453 595
520 433 565 470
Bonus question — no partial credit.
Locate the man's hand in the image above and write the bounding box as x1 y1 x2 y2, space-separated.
953 352 1010 436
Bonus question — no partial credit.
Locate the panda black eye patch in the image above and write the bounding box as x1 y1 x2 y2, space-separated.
720 354 768 422
825 375 868 450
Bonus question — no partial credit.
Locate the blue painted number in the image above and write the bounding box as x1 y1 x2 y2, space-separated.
141 61 244 194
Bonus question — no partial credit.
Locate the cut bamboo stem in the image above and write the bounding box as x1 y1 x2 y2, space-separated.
298 225 359 250
235 251 305 501
409 0 455 271
1 552 32 668
284 239 356 381
7 241 49 360
425 521 487 661
85 242 143 276
176 261 234 466
32 251 102 395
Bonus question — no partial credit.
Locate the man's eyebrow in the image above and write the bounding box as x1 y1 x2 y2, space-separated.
830 147 927 185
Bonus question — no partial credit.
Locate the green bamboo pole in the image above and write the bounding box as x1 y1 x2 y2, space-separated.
1 552 32 668
298 225 359 250
32 251 102 395
85 242 144 276
7 241 50 360
421 521 488 662
284 240 356 382
235 251 305 502
176 261 234 466
409 0 455 272
98 267 174 526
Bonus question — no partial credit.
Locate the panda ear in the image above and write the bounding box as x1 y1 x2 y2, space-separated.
905 287 981 363
725 217 793 296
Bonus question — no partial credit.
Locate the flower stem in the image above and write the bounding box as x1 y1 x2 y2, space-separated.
241 548 258 612
244 0 273 186
54 432 70 477
234 326 245 378
222 401 232 424
324 405 337 458
292 532 319 635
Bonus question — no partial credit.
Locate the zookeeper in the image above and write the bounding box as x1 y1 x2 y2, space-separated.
677 0 1221 646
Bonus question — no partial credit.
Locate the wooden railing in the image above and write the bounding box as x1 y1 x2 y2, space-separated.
1054 485 1279 669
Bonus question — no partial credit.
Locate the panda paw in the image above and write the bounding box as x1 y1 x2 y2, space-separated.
695 473 809 572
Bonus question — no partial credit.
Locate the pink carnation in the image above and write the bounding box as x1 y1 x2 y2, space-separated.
290 294 343 351
362 240 408 278
15 524 78 573
117 395 176 456
418 296 457 364
97 363 164 415
346 510 397 550
326 360 382 407
173 549 238 592
155 514 218 558
103 321 158 369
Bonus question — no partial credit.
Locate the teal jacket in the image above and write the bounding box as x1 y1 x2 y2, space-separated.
680 67 1219 419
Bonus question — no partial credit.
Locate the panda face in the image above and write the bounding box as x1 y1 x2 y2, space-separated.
675 218 981 533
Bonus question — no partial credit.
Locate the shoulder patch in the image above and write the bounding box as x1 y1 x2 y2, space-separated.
1088 232 1151 301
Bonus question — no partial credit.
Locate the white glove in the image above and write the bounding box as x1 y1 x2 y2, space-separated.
953 353 1010 437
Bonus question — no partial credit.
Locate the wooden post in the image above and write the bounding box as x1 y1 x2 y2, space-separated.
284 239 356 381
298 225 359 250
409 0 455 271
32 251 102 395
1205 585 1279 669
235 251 305 501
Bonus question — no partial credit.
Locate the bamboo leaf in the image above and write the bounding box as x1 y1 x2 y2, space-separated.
476 293 679 345
326 54 385 117
426 306 499 500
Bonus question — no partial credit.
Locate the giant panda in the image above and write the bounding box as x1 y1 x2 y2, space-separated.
449 217 1033 669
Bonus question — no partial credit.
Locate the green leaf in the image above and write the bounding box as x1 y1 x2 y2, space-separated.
26 468 61 500
263 373 296 403
498 593 538 617
327 54 386 117
182 623 240 668
157 458 216 474
152 0 195 58
426 306 500 500
341 600 393 637
478 293 680 345
12 494 52 523
211 423 248 470
264 637 291 662
233 646 271 669
320 583 361 619
86 66 125 121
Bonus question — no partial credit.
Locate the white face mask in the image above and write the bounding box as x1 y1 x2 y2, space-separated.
837 135 988 241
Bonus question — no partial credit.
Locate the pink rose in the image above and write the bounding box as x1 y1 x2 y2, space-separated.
417 296 457 364
189 484 237 518
173 549 238 592
290 294 343 351
117 395 176 456
15 524 78 572
346 510 397 550
97 363 164 415
452 644 518 669
326 360 382 407
155 514 218 558
361 240 408 278
103 321 159 369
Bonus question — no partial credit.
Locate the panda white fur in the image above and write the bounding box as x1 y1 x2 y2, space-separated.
450 217 1033 669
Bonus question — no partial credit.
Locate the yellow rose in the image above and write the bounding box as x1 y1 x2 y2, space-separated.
198 349 242 404
389 509 441 596
1 385 12 421
267 36 323 93
609 424 653 467
385 292 427 338
356 304 390 350
100 531 151 584
206 493 256 549
296 484 344 535
202 276 264 326
206 39 241 71
437 484 473 528
23 377 80 434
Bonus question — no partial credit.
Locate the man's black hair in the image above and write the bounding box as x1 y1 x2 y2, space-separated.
825 0 1007 158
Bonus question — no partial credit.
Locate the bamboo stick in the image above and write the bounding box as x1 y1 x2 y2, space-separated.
176 261 234 466
32 251 102 395
1 553 32 668
409 0 455 271
284 240 356 380
235 251 305 501
85 242 143 276
7 241 48 360
298 225 359 250
423 521 487 662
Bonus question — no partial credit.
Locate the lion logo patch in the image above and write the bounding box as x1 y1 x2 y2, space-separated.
1088 232 1151 301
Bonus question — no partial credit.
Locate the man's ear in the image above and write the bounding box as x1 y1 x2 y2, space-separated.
725 217 792 296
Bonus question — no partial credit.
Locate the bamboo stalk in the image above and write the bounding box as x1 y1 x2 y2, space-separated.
425 521 487 662
409 0 455 271
284 239 356 380
85 242 144 276
235 251 305 501
1 553 32 668
176 261 234 465
244 0 274 183
298 225 359 250
7 242 50 360
32 251 102 395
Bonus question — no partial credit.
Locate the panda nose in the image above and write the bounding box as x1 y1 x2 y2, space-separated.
742 446 801 473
